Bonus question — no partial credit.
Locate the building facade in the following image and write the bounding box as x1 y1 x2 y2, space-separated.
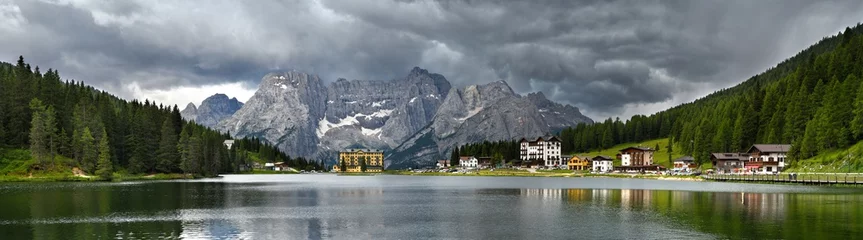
460 156 478 169
437 160 451 169
567 155 591 171
332 149 384 172
519 136 562 167
618 147 654 166
711 153 749 173
591 156 614 173
746 144 791 173
672 156 696 172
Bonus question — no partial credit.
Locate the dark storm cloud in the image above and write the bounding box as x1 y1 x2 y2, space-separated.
1 0 862 118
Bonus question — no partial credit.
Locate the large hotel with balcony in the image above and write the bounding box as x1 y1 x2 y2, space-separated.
519 136 563 167
333 149 384 172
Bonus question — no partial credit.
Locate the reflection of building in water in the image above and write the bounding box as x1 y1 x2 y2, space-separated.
565 189 593 202
521 189 565 200
620 189 653 209
591 189 614 205
741 192 786 218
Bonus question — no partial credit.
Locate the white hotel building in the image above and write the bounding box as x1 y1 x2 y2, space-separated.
519 136 563 167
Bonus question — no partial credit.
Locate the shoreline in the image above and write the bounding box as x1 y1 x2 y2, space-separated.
0 173 203 183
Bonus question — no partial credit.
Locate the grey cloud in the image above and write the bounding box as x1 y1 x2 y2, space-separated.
1 0 862 119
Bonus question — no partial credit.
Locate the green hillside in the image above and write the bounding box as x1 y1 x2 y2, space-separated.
0 57 324 181
786 140 863 173
573 138 700 169
558 23 863 171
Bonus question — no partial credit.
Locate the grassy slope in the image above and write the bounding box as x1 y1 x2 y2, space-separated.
0 148 199 182
785 140 863 173
571 138 704 169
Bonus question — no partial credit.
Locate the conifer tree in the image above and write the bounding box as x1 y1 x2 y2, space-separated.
156 118 179 173
96 129 112 180
81 127 98 173
29 99 47 166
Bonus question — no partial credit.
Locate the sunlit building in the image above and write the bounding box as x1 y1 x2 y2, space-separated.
332 149 384 172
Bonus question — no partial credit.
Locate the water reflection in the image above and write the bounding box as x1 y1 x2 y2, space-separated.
0 177 861 239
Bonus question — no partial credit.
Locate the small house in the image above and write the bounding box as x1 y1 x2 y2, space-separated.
591 156 614 173
711 153 748 173
746 144 791 174
567 155 591 171
437 160 451 169
672 156 696 172
459 156 478 169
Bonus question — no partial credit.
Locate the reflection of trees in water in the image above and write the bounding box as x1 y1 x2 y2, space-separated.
555 188 862 239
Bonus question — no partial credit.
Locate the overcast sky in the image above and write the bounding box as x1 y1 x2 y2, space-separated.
2 0 862 120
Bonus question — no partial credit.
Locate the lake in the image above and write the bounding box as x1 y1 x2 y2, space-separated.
0 175 861 239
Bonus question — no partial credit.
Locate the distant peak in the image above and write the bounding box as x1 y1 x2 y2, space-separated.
183 102 197 111
481 80 515 94
527 91 547 99
207 93 229 100
410 66 429 75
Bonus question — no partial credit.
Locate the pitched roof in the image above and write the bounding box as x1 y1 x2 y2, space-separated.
748 144 792 153
592 155 613 161
619 146 654 152
561 155 573 159
344 148 384 153
673 156 695 162
521 136 561 143
710 153 749 160
459 156 476 161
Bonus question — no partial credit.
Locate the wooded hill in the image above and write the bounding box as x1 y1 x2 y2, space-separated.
0 57 323 179
558 23 863 169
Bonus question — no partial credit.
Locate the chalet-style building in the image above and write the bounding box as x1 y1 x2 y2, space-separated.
567 155 591 171
459 156 478 169
519 136 563 167
617 147 655 166
437 160 451 169
746 144 791 173
711 153 749 173
672 156 696 172
332 149 385 172
591 156 614 173
477 157 493 169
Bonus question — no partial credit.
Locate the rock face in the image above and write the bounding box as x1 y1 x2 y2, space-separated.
181 94 244 128
214 67 593 167
180 103 198 122
386 81 593 169
218 72 327 158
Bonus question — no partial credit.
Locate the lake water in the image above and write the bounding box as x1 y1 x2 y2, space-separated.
0 175 861 239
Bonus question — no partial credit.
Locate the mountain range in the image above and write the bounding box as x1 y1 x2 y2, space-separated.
182 67 593 168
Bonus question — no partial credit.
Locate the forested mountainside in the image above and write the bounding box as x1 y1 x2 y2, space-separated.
0 57 322 178
559 23 863 166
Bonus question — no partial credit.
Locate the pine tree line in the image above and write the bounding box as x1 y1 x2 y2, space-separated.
557 24 863 166
0 57 323 177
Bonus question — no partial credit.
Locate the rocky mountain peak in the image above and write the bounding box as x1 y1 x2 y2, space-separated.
184 102 197 112
182 93 244 128
180 103 198 121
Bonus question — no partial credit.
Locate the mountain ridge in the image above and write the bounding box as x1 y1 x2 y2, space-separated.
200 67 592 167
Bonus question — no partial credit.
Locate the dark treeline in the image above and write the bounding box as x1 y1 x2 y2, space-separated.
559 23 863 166
449 140 520 166
0 57 322 177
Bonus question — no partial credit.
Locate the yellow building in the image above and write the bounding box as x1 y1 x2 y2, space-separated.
332 149 384 172
567 155 591 171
